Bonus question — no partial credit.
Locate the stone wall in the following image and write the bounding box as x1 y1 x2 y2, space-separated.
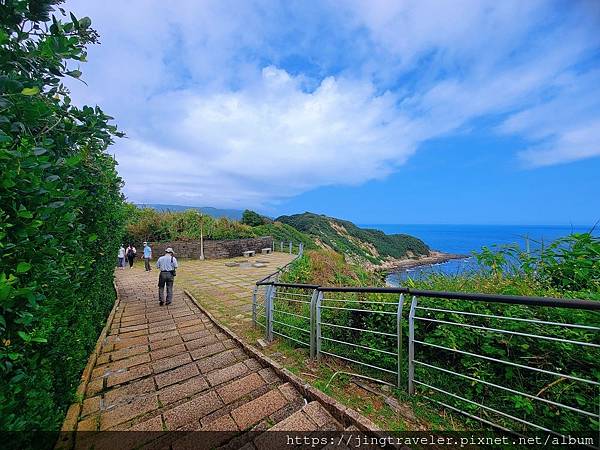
145 236 273 259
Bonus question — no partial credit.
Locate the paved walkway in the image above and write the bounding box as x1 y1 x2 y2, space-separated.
71 261 344 448
177 252 296 333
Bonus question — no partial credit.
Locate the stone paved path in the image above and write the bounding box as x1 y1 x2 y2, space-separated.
70 264 344 449
177 252 296 334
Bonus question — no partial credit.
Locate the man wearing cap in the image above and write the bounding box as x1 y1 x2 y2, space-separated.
156 248 178 306
143 241 152 272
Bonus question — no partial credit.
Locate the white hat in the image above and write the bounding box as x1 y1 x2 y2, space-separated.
165 247 174 254
143 241 147 245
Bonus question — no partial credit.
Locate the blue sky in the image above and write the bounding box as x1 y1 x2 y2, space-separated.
66 0 600 225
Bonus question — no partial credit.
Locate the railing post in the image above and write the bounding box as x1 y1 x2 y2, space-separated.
289 241 292 254
268 285 276 342
309 289 319 359
252 286 258 328
408 295 417 394
280 241 283 252
272 241 275 252
397 293 405 388
316 291 323 360
299 243 304 255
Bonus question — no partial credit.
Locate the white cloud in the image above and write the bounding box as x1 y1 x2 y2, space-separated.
63 0 600 208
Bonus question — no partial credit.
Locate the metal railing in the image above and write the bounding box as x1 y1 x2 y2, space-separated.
252 281 600 437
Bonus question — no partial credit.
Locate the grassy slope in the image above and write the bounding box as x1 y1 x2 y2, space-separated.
276 212 430 264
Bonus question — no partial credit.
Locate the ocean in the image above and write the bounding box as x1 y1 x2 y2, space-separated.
360 224 597 286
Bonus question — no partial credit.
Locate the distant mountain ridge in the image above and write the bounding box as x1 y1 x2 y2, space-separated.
136 204 243 220
275 212 430 266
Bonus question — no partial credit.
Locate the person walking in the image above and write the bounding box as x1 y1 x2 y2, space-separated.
126 244 136 268
143 241 152 271
117 245 126 269
156 247 178 306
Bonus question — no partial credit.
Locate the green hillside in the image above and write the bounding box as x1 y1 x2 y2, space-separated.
276 212 430 264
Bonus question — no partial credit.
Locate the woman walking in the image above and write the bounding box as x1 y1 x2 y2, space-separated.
126 244 137 268
117 245 126 269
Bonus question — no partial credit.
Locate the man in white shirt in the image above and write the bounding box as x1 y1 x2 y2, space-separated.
156 247 178 306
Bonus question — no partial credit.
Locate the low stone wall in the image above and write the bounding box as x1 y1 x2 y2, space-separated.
145 237 273 259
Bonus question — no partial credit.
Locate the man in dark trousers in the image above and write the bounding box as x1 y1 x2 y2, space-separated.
156 247 178 306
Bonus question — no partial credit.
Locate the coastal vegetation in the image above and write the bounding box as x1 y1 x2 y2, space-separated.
124 207 429 267
277 212 430 265
270 231 599 434
0 0 124 433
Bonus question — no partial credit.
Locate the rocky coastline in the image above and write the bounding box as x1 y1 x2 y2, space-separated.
373 250 470 273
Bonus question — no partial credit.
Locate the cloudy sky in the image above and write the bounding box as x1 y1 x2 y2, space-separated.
65 0 600 224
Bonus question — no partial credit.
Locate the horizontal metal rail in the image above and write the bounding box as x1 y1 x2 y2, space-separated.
413 380 557 434
259 282 600 310
320 305 397 315
272 309 310 321
272 330 309 347
416 306 600 330
322 298 397 306
414 316 600 348
272 318 311 334
320 321 397 337
274 296 311 305
321 336 396 356
413 360 597 418
414 339 600 386
320 350 397 375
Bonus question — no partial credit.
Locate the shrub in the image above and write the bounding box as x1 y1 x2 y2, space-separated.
0 0 124 434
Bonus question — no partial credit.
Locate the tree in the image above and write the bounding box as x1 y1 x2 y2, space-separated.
0 0 124 434
241 209 265 226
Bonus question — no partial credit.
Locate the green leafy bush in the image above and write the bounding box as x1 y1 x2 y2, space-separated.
0 1 124 433
241 209 268 226
124 207 256 244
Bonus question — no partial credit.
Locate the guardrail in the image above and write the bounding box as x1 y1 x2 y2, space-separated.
252 281 600 437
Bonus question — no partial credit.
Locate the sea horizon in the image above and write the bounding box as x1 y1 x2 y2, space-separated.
360 223 598 285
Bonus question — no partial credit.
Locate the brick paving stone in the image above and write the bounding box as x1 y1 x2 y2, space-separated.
152 352 192 374
206 361 250 387
158 376 210 405
190 342 226 360
196 349 238 374
216 372 266 404
278 382 302 402
163 391 223 430
258 367 279 384
231 389 288 430
119 329 149 339
183 333 219 351
81 396 101 417
103 377 156 408
150 343 187 361
114 414 164 431
113 335 149 350
155 362 200 389
86 378 104 397
119 323 148 333
148 323 177 334
92 353 151 378
109 345 149 362
149 335 183 351
302 401 338 429
244 359 263 371
148 329 180 342
77 415 98 431
202 414 238 431
100 394 159 430
106 364 153 388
